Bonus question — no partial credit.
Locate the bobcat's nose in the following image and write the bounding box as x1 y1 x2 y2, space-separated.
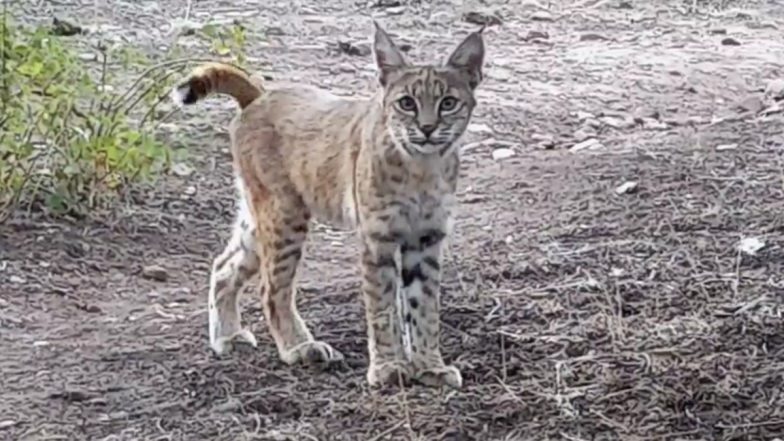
419 124 437 138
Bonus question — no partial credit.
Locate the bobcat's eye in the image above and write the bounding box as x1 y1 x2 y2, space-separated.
397 96 417 112
439 96 459 113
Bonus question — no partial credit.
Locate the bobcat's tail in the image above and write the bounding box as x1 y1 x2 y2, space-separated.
170 62 262 109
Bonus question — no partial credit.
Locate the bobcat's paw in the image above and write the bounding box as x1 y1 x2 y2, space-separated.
414 364 463 389
280 340 344 366
367 360 412 388
211 328 257 355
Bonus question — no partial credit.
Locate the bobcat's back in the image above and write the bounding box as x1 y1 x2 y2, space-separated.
231 83 376 227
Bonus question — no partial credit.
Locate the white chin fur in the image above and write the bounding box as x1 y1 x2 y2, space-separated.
169 85 190 108
410 142 443 155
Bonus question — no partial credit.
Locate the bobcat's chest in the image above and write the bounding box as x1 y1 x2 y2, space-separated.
380 182 456 244
357 147 459 236
401 188 452 225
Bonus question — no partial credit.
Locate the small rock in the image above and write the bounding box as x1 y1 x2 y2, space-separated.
721 37 741 46
738 237 765 256
580 33 608 42
663 115 689 126
764 79 784 100
461 137 514 154
463 11 502 27
80 303 103 313
33 341 50 347
184 186 197 196
641 118 668 130
531 133 553 142
384 6 406 15
169 18 203 36
51 17 83 36
710 28 727 35
584 118 603 129
575 111 595 121
492 148 516 160
524 30 549 41
570 138 603 152
715 143 738 151
536 140 555 150
600 116 635 129
490 67 513 81
372 0 402 7
610 267 625 277
171 162 193 177
687 115 711 125
746 21 778 30
157 123 179 133
50 390 92 402
761 102 783 116
265 26 285 36
736 95 764 113
337 41 371 57
615 181 638 195
530 11 554 22
0 421 16 429
616 1 633 9
142 265 169 282
9 275 25 284
468 123 493 134
573 128 597 142
634 107 660 120
532 133 555 149
213 397 242 413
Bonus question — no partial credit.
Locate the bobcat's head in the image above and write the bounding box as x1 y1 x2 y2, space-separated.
373 22 485 156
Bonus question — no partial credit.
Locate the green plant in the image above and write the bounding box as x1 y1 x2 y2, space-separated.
200 22 248 66
0 15 187 219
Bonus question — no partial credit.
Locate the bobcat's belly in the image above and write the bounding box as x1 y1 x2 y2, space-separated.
295 179 358 231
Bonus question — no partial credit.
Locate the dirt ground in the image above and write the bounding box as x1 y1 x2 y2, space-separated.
2 0 784 440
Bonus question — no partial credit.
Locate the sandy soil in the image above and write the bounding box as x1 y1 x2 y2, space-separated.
2 0 784 439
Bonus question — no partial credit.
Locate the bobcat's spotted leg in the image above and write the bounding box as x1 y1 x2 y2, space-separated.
401 228 462 389
253 189 343 366
360 227 411 387
208 194 259 355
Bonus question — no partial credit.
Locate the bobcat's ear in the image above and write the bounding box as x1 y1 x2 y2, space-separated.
445 28 485 89
372 21 407 86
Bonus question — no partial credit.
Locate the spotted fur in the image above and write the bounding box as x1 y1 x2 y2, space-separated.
173 22 485 389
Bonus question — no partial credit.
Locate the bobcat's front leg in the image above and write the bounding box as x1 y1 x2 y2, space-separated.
360 228 410 387
401 227 462 389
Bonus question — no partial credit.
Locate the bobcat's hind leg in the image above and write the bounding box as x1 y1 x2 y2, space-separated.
208 193 259 355
252 189 343 366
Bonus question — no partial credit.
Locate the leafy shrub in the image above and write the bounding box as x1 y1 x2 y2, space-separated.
0 16 178 219
200 22 248 65
0 10 251 221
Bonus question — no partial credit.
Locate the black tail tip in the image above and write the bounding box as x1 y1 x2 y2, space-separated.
182 86 199 105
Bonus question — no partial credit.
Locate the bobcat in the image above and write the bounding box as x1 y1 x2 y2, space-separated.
171 22 485 389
